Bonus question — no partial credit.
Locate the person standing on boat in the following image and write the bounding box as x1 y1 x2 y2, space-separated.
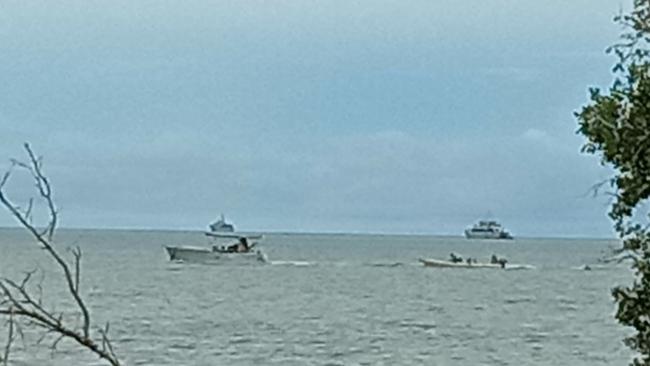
491 254 507 268
449 253 463 263
237 237 249 253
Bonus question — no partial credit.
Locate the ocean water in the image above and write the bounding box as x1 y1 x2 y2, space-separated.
0 228 635 365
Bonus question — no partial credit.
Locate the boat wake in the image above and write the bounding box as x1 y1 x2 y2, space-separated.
268 260 316 267
572 264 614 271
505 264 536 271
367 262 405 268
268 261 406 268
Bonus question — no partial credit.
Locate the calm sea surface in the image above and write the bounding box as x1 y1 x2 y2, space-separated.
0 228 635 365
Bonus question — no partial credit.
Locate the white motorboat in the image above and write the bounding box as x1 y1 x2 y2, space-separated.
464 220 513 239
165 233 267 264
165 246 267 264
419 258 504 269
419 258 532 270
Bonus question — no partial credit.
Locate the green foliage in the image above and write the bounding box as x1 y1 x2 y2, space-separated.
577 1 650 364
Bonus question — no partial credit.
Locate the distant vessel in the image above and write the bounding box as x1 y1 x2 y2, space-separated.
209 214 235 232
464 220 513 239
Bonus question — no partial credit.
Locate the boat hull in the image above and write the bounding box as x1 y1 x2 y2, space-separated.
419 258 503 269
464 229 513 240
165 246 267 264
209 224 235 232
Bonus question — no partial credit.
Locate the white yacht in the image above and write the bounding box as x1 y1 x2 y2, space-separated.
209 214 235 232
464 220 513 239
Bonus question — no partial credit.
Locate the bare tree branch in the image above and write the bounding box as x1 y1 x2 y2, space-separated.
24 197 34 224
0 170 11 191
1 276 60 326
23 144 56 241
99 322 118 363
50 334 65 351
70 247 82 293
1 309 15 366
0 144 120 366
0 144 90 338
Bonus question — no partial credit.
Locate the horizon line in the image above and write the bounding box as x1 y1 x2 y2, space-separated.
0 225 617 241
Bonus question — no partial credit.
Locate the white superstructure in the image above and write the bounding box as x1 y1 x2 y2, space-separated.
464 220 513 239
209 214 235 232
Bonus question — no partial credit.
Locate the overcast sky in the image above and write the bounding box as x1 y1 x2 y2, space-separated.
0 1 628 237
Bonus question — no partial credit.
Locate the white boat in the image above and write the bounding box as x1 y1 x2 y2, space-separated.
419 258 504 269
209 214 235 232
464 220 513 239
165 246 267 264
419 258 532 270
165 233 267 264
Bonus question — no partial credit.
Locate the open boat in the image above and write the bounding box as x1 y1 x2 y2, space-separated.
165 233 267 264
419 258 504 269
165 246 267 264
419 258 533 270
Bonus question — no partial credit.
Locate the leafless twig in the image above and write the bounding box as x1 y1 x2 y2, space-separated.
0 143 120 365
1 310 15 366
